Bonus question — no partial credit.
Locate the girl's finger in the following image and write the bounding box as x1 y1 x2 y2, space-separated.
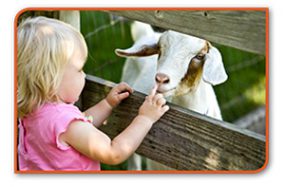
118 91 130 101
162 105 170 113
145 96 151 102
117 82 134 93
153 93 164 101
149 84 158 97
156 98 166 106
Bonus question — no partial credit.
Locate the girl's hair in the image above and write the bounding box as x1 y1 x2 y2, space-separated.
17 16 88 118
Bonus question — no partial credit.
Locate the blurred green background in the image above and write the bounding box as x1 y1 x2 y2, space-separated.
18 10 266 170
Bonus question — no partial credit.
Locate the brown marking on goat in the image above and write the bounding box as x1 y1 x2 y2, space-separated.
116 44 159 57
175 42 210 96
135 44 160 56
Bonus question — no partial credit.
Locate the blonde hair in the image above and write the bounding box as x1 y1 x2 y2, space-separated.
17 16 88 118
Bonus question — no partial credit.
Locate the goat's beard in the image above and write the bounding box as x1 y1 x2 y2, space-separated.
174 76 201 97
174 83 192 96
161 89 176 100
159 81 196 100
160 84 191 100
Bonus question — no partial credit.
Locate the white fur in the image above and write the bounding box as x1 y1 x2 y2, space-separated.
115 21 227 170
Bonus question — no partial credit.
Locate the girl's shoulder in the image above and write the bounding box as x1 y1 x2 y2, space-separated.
22 102 89 129
29 102 83 120
41 102 81 113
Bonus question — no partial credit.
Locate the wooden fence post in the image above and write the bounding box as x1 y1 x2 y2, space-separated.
59 10 80 31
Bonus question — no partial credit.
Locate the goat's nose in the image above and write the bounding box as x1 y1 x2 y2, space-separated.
155 73 170 84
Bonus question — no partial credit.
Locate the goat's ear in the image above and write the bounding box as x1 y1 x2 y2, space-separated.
202 45 228 85
115 43 159 57
131 21 155 41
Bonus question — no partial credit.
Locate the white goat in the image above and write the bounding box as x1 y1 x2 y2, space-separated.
115 22 228 170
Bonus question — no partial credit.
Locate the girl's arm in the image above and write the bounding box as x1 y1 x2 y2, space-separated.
60 115 153 165
61 85 169 165
84 82 133 128
83 99 112 128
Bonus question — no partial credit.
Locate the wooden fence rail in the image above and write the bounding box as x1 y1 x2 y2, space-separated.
21 9 266 54
107 10 266 54
80 75 266 170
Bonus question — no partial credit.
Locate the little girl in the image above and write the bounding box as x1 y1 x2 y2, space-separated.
17 16 169 171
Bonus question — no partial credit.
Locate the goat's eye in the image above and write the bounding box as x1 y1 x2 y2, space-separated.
195 54 205 61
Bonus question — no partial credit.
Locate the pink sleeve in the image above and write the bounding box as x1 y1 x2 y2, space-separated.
54 106 91 151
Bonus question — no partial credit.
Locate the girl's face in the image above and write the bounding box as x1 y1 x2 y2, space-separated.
57 49 86 104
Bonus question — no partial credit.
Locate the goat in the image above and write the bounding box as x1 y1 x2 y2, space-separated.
115 21 228 170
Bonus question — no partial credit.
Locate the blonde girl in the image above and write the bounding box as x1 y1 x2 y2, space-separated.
17 16 169 171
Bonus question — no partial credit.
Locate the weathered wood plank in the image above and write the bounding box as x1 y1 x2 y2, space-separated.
107 10 266 54
81 75 266 170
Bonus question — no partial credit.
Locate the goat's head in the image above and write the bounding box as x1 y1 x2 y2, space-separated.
115 31 227 96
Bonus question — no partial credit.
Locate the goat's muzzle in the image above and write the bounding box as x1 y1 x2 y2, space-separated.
155 73 170 84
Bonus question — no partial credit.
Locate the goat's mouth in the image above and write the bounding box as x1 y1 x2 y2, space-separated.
157 87 176 97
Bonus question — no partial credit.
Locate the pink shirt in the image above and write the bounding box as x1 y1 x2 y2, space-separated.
18 102 100 171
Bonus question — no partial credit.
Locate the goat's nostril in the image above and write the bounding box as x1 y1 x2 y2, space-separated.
155 76 160 83
164 78 170 84
155 73 170 84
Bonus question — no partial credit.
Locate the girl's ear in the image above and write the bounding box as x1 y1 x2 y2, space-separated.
202 44 228 85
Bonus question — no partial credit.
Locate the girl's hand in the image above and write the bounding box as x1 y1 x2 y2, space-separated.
106 82 134 108
138 85 169 123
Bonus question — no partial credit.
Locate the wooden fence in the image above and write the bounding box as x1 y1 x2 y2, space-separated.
108 10 266 55
80 75 266 170
19 9 266 54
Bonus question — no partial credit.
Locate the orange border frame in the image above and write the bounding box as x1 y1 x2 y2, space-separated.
14 7 269 174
